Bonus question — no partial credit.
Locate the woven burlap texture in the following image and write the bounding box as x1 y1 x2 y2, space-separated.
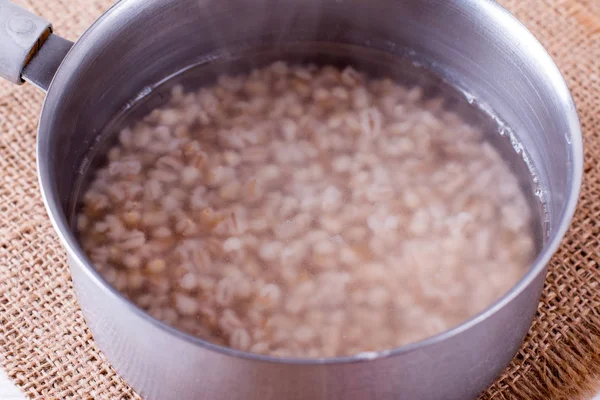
1 0 599 399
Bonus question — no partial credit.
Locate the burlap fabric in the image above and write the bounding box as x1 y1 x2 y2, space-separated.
0 0 599 399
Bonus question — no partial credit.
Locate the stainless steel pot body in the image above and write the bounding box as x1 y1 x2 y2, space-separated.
0 0 582 399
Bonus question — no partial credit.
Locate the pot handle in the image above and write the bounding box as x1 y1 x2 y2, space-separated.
0 0 73 91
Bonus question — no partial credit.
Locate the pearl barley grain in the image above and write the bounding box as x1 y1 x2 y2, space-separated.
79 62 535 359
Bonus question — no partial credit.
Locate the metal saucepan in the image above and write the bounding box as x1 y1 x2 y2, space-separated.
0 0 582 399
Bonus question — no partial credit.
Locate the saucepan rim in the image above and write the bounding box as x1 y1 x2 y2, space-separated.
36 0 583 366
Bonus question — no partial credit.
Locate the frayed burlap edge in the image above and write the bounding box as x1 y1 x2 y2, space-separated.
481 268 600 400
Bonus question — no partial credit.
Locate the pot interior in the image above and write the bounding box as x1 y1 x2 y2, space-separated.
40 0 578 246
68 42 546 249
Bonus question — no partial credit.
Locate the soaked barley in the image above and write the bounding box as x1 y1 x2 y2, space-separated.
78 62 535 358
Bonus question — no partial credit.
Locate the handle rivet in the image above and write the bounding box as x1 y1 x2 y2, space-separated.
9 15 34 34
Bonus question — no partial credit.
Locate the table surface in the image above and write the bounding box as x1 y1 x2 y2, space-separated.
0 367 598 400
0 370 25 400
